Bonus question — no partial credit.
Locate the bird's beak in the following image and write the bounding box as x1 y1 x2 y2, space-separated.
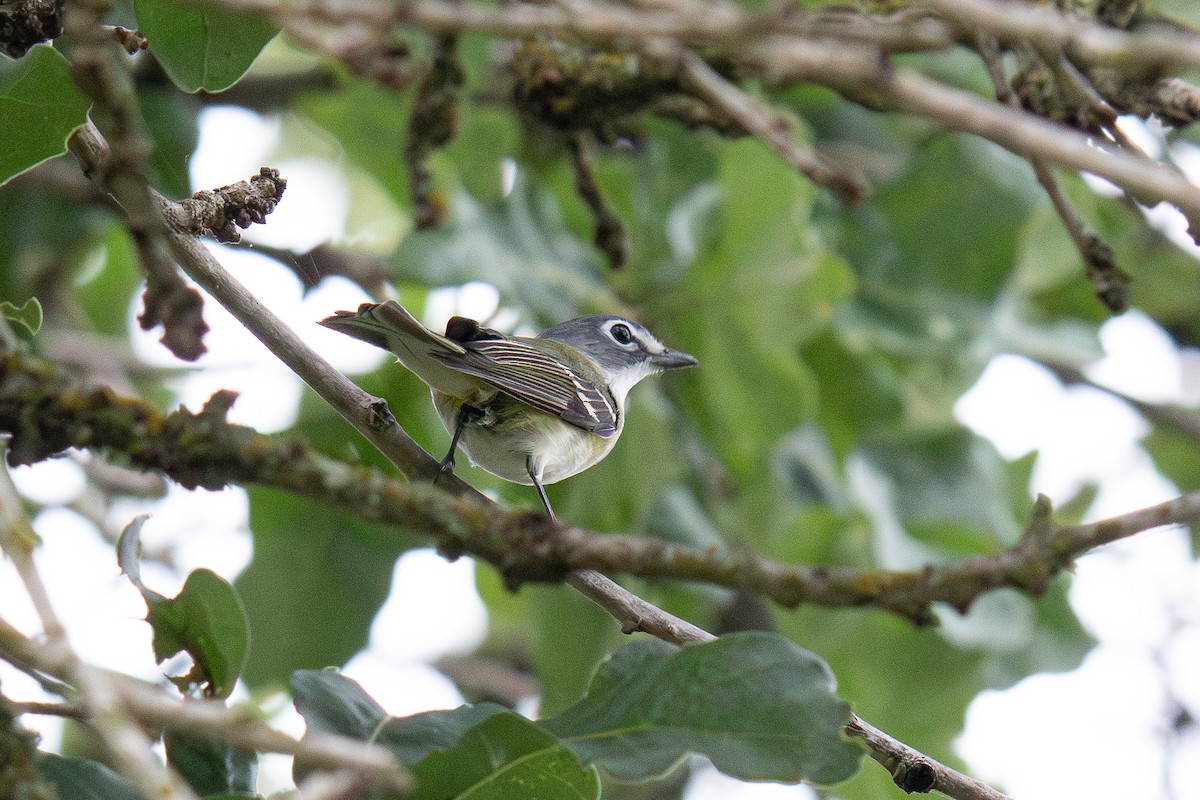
651 349 699 370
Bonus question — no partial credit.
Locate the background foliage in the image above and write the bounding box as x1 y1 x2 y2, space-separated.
2 0 1200 799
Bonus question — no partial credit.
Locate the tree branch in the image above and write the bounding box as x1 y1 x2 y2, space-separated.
0 619 414 794
5 344 1195 625
199 0 1200 239
63 2 208 361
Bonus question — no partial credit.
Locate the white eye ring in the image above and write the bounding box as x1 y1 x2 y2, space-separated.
608 322 635 346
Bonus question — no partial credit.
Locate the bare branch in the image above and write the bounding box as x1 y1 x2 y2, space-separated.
750 39 1200 235
668 46 863 204
0 458 200 800
975 34 1131 312
0 619 414 794
847 715 1013 800
64 2 208 361
920 0 1200 72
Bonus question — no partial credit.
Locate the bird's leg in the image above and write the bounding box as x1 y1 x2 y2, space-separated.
526 455 556 523
439 404 483 476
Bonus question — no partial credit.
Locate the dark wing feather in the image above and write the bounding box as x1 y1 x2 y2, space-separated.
429 340 618 437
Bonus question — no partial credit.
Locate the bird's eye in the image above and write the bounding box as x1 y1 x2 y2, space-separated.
609 323 634 345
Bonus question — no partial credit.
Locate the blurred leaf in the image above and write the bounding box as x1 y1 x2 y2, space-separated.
802 331 905 458
391 176 615 323
1043 481 1098 527
164 729 256 797
1142 428 1200 555
36 753 144 800
412 712 600 800
675 138 852 476
0 186 102 303
843 134 1038 300
642 485 726 550
973 580 1093 689
237 487 416 689
446 106 522 205
75 223 142 336
857 430 1024 555
526 585 622 717
1 297 42 335
0 45 91 186
292 669 388 742
1154 0 1200 25
135 0 278 92
543 632 862 785
299 76 411 206
138 81 199 197
292 669 507 767
117 515 249 698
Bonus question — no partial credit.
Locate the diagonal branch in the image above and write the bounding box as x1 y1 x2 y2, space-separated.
974 34 1130 312
749 38 1200 234
4 344 1195 625
668 45 863 204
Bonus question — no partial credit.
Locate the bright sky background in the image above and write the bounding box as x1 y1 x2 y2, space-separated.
2 105 1199 800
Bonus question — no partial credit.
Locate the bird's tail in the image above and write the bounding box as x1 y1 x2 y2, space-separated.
319 301 482 397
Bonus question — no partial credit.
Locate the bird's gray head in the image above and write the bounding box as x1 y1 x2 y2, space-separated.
540 315 698 403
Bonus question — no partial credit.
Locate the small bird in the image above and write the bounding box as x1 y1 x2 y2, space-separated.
320 301 698 521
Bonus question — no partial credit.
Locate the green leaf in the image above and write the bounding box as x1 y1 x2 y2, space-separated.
843 134 1038 300
391 175 615 323
292 669 510 766
150 569 250 697
237 487 417 689
411 712 600 800
291 669 515 788
36 753 145 800
138 80 199 196
378 704 511 768
543 632 862 785
117 515 250 698
1142 428 1200 556
164 729 257 797
0 44 91 186
857 430 1024 554
134 0 278 92
1 297 42 336
671 137 853 477
291 669 390 743
75 223 142 337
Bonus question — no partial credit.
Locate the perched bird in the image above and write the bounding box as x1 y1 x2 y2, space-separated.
320 301 698 521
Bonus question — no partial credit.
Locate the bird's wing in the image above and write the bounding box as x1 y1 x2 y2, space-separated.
430 340 619 437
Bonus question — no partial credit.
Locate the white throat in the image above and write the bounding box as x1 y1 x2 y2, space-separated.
606 360 661 408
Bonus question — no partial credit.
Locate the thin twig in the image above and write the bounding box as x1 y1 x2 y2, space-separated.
750 38 1200 234
566 133 630 268
920 0 1200 71
0 618 414 793
204 0 1200 73
201 0 1200 231
0 471 200 800
668 46 863 205
847 715 1013 800
975 34 1130 312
